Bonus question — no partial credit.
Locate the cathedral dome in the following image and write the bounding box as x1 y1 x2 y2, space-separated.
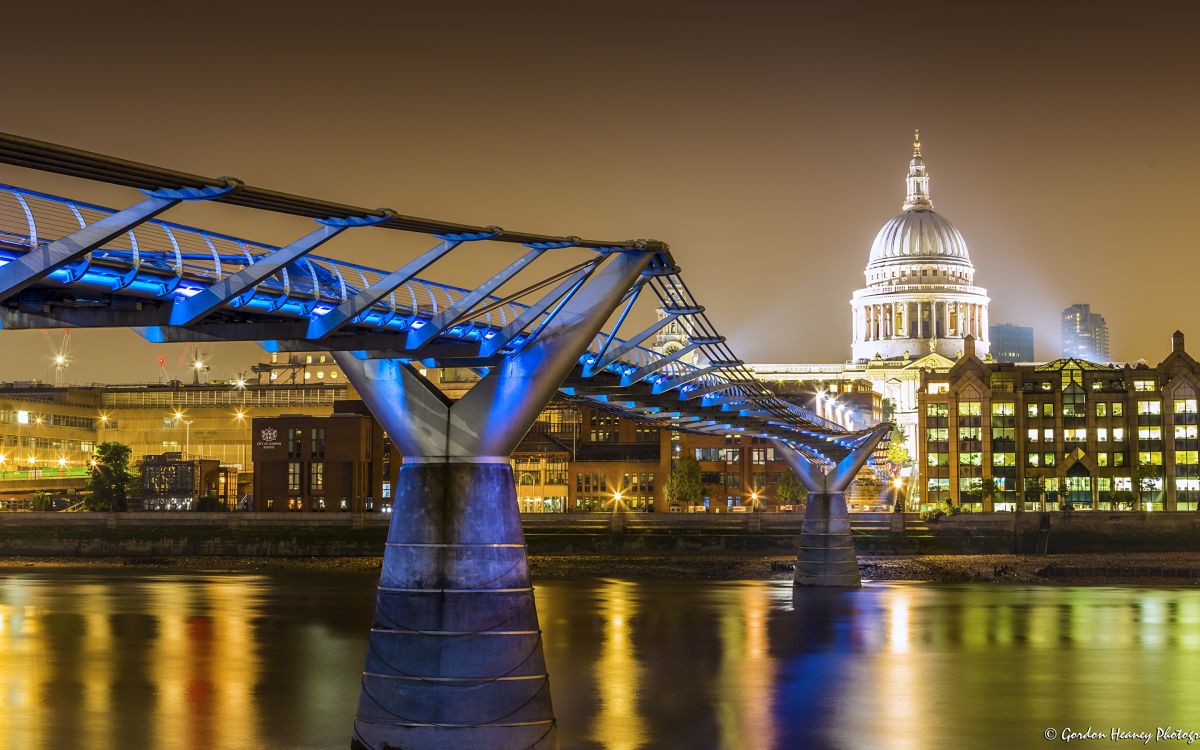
867 209 970 266
850 132 990 363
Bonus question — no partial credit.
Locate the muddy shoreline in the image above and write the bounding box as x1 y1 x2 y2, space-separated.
4 552 1200 584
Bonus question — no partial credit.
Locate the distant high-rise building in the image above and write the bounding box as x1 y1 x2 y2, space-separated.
1061 304 1109 361
989 323 1035 363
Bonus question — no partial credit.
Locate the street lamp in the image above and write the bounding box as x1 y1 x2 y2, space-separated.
172 411 194 458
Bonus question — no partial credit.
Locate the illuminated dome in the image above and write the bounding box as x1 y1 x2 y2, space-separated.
867 210 971 266
850 132 990 361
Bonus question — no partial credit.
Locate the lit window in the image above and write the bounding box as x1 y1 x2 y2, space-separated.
958 401 981 416
1096 403 1108 418
1097 428 1108 442
1097 452 1108 467
928 383 949 394
1112 402 1124 417
1176 425 1198 440
1134 380 1156 392
1138 426 1162 440
1027 404 1039 418
1175 399 1197 414
1043 428 1055 442
991 402 1015 416
1138 400 1161 416
1027 428 1039 442
1113 427 1125 441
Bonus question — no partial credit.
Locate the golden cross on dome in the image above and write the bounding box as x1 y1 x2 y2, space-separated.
913 129 922 158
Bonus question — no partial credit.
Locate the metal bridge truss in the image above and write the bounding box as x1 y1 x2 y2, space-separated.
0 132 886 466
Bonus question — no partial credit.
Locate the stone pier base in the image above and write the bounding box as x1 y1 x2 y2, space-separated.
794 491 862 588
351 462 557 750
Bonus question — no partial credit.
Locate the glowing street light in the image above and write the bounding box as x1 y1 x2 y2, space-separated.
57 457 67 467
233 409 247 422
233 378 247 389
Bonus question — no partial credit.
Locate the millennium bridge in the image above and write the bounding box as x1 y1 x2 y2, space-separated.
0 132 888 749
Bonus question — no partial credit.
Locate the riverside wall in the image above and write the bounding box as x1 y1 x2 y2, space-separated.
1 511 1199 557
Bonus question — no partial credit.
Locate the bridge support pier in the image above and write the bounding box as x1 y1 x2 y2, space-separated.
774 427 889 588
337 249 654 750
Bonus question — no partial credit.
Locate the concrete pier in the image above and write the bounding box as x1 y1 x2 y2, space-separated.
794 491 861 587
352 462 556 750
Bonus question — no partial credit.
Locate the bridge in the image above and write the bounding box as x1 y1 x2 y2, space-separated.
0 132 889 750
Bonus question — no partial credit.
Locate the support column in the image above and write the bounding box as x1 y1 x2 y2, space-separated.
772 426 890 588
338 249 654 750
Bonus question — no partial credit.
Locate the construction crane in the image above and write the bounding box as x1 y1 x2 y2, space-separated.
43 330 71 387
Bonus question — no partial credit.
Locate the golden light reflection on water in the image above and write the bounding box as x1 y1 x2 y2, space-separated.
714 583 776 750
590 579 646 750
0 569 369 750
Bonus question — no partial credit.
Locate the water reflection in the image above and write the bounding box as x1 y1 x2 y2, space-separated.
0 568 374 750
7 570 1200 749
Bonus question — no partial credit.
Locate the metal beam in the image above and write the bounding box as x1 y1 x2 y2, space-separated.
584 305 703 375
306 238 462 339
169 222 350 326
406 247 546 350
651 361 741 395
0 195 178 301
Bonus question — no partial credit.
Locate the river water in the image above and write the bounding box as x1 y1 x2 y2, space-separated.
2 568 1200 749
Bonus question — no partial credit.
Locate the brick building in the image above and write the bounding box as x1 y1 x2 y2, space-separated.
918 332 1200 512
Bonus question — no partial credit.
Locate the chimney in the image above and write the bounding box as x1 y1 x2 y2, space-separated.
1173 330 1186 354
964 334 976 358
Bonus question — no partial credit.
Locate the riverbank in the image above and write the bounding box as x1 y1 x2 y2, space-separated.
6 552 1200 584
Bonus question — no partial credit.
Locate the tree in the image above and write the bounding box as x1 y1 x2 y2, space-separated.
664 456 703 508
85 442 133 512
965 477 1000 509
1133 463 1161 510
775 471 809 510
886 425 911 468
31 492 54 512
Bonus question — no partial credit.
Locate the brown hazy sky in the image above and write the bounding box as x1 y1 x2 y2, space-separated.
2 1 1199 383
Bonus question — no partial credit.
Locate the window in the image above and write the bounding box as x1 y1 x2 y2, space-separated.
1134 379 1156 392
1138 400 1162 416
1113 427 1125 441
926 428 948 442
1043 452 1057 467
1177 451 1199 465
958 401 981 416
287 427 303 458
1176 425 1199 440
1097 452 1108 467
287 462 302 492
1138 426 1162 440
926 403 949 417
1138 452 1163 466
1065 428 1087 443
1042 403 1055 418
1027 453 1040 467
1114 452 1126 466
927 452 949 467
959 452 982 466
1027 404 1039 418
1043 428 1055 442
991 402 1015 416
311 428 326 459
993 452 1016 467
1096 403 1108 418
310 462 324 492
1176 399 1198 414
1026 428 1039 442
958 426 982 441
1063 384 1087 417
751 448 774 464
928 383 949 394
1113 402 1124 417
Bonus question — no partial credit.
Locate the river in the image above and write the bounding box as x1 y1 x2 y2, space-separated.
2 568 1199 749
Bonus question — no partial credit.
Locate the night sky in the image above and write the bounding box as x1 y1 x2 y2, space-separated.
2 1 1198 383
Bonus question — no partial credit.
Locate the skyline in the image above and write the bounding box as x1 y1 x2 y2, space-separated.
1 1 1198 382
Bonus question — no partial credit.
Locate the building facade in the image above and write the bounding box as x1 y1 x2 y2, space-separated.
1061 304 1110 361
251 403 389 512
851 133 991 362
918 332 1199 512
140 453 230 511
989 323 1035 363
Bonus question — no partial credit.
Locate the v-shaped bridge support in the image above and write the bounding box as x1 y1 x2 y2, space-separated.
773 426 890 588
336 249 653 750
